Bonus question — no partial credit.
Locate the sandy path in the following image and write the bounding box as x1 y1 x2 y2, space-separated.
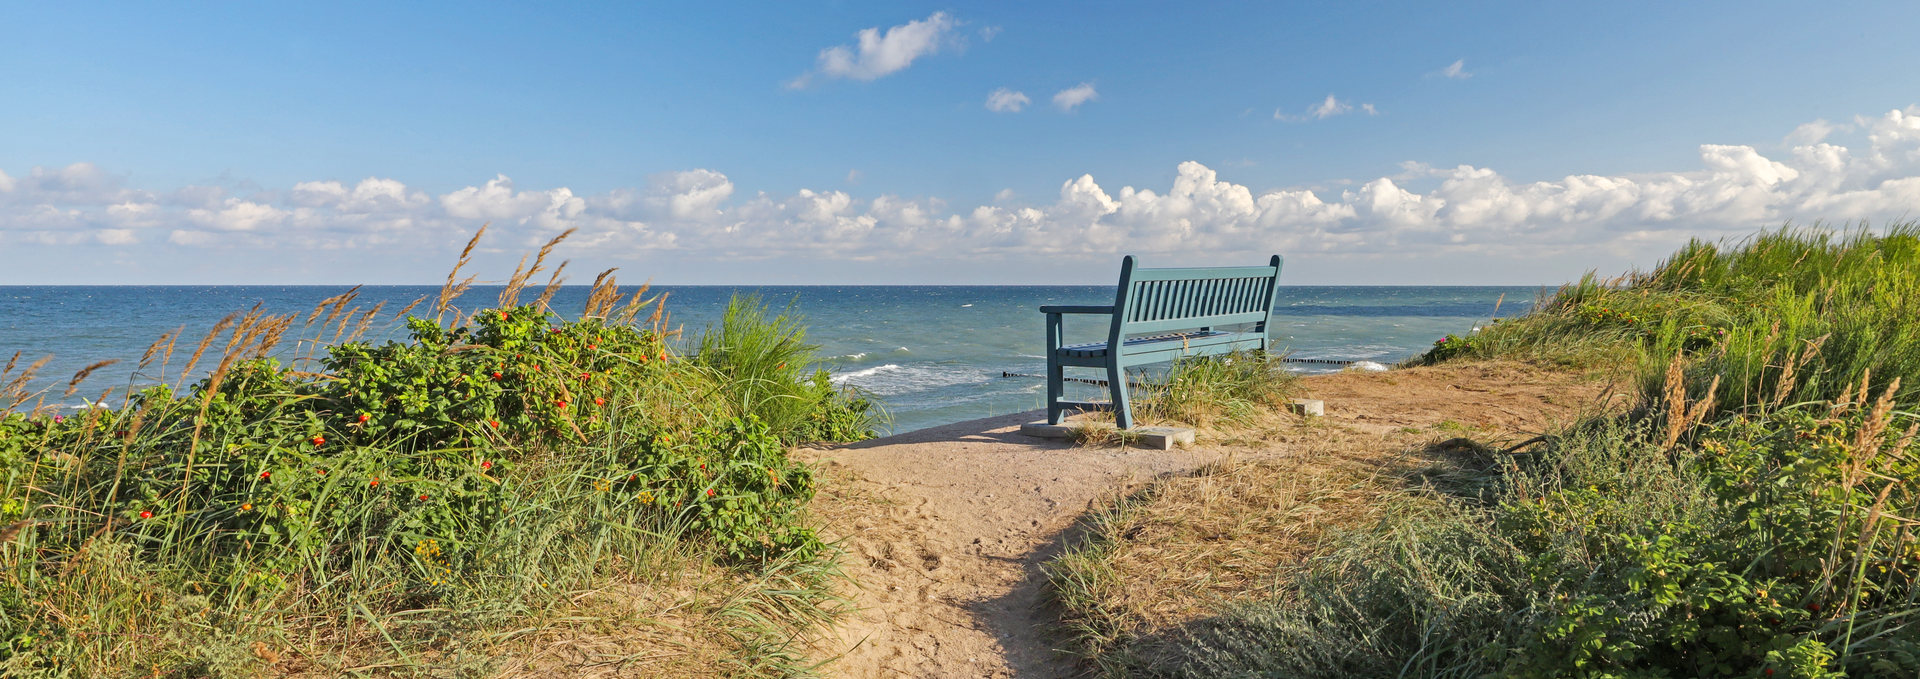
796 411 1259 678
797 362 1613 677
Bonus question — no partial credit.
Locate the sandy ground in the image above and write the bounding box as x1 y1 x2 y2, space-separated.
798 361 1617 678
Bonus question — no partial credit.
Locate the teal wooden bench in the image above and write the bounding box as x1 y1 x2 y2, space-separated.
1041 255 1284 429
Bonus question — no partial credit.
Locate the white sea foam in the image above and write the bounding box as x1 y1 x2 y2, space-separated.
831 363 993 396
1349 361 1390 372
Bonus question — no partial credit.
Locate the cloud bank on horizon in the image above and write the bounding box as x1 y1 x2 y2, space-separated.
4 107 1919 276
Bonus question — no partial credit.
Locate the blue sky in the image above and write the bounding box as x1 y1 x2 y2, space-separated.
4 1 1920 285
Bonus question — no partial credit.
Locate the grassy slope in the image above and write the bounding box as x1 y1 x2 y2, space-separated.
1044 224 1920 678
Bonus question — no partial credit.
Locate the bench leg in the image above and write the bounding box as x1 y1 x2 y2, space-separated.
1108 361 1133 430
1046 356 1066 425
1045 312 1067 425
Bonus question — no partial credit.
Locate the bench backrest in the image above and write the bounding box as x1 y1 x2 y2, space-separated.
1107 255 1283 352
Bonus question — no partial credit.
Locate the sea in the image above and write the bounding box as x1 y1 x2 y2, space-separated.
0 286 1543 434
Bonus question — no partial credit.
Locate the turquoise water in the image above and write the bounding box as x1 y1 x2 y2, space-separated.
0 285 1541 433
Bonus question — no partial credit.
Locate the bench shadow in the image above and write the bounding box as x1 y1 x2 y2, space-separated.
837 409 1077 449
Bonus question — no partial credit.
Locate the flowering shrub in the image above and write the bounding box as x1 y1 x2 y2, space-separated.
0 298 873 669
1425 333 1485 363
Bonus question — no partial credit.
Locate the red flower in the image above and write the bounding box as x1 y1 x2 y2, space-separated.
533 365 541 371
139 510 153 519
358 413 370 423
489 420 500 428
481 461 493 470
491 371 502 380
556 401 568 409
587 344 596 350
579 372 589 380
259 471 271 479
418 494 429 501
594 398 605 405
1809 603 1822 612
311 436 326 446
706 488 715 496
639 355 649 363
658 353 668 362
549 327 561 333
370 478 379 487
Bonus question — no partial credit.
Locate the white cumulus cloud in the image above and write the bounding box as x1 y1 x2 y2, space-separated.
789 12 958 88
1440 59 1471 79
1052 83 1098 112
985 88 1030 113
9 108 1920 276
1278 94 1375 121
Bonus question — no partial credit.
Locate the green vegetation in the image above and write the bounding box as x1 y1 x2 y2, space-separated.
1132 349 1301 428
1050 224 1920 677
0 233 875 676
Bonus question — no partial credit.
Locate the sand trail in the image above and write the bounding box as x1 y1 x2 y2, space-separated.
798 362 1614 677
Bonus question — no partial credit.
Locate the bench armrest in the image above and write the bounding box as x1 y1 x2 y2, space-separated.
1039 305 1115 315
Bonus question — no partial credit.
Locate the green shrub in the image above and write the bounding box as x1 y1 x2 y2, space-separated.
0 287 869 673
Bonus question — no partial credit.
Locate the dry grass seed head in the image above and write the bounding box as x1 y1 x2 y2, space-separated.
647 292 670 333
618 284 655 325
347 302 385 343
138 332 172 370
4 355 53 409
1661 355 1689 448
534 260 570 310
322 287 361 329
63 360 121 398
394 295 426 322
438 224 488 315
